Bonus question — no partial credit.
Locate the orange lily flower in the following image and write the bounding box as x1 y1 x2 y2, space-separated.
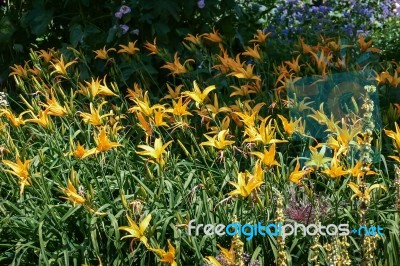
249 30 271 43
137 112 153 137
348 181 386 205
284 55 302 74
37 49 54 62
161 53 194 76
289 159 312 184
358 34 380 53
150 240 178 266
203 28 223 43
277 114 303 137
9 63 29 78
143 38 158 55
184 33 203 46
242 44 261 60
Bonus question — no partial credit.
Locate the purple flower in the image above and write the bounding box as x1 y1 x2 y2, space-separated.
131 28 139 35
197 0 205 9
115 11 123 19
119 24 129 34
285 192 329 225
119 5 131 14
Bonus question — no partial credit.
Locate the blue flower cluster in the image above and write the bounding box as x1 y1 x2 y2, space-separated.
265 0 400 40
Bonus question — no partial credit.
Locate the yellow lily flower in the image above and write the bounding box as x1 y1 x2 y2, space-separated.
228 64 261 80
93 127 122 153
50 55 77 76
94 46 116 60
204 243 235 265
137 138 173 167
348 181 387 205
322 154 349 179
205 94 231 119
60 179 86 206
118 213 152 248
128 91 164 117
289 159 312 184
0 108 29 127
79 102 111 126
165 97 192 117
204 256 222 266
117 40 140 55
251 143 281 168
78 76 117 98
277 114 303 137
229 167 264 197
200 129 235 150
349 161 375 178
233 107 263 128
2 156 32 195
150 240 177 266
305 145 331 169
182 80 216 108
42 91 68 117
384 122 400 150
244 117 288 145
26 110 52 128
161 52 194 76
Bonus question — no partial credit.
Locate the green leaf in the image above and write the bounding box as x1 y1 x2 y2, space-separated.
0 17 15 43
20 5 54 36
69 24 84 47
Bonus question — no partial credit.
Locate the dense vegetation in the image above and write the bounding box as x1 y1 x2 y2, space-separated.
1 0 400 265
